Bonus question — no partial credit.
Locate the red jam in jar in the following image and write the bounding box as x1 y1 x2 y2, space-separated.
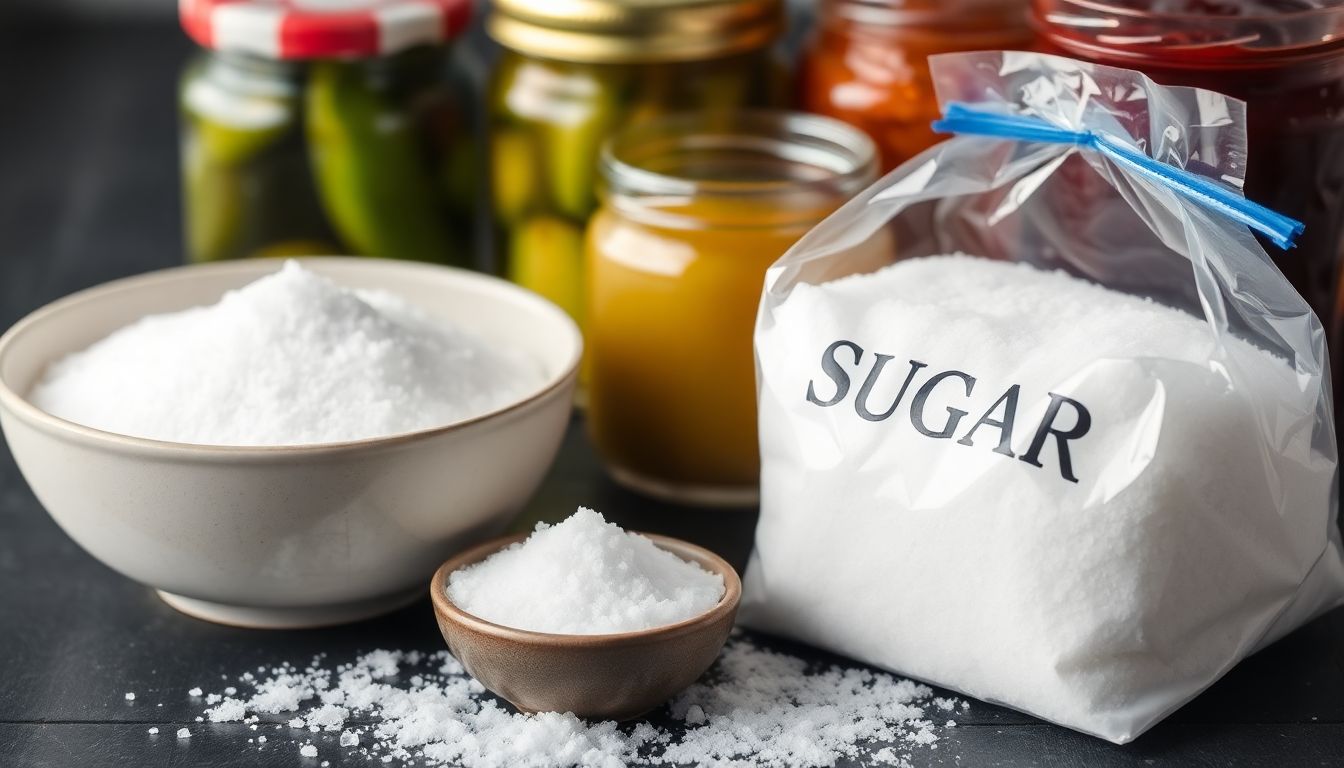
1034 0 1344 430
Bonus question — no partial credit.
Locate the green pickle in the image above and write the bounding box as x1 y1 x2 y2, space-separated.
305 61 460 265
541 70 622 222
509 216 586 323
183 136 245 263
181 76 295 262
491 128 540 224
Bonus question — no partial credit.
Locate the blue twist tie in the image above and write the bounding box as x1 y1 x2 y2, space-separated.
931 103 1305 250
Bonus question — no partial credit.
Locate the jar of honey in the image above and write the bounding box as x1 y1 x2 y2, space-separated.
487 0 787 328
799 0 1031 171
586 112 880 505
1031 0 1344 438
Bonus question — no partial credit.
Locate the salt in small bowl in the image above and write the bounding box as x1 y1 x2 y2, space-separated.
429 531 741 721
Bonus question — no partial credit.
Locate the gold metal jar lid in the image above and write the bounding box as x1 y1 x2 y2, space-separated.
489 0 784 64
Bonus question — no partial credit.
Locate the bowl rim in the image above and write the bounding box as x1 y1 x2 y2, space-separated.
0 257 583 458
430 531 743 647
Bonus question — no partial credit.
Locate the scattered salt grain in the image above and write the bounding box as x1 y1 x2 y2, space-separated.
206 693 222 705
258 735 267 744
206 698 248 723
147 727 159 735
176 728 191 739
447 508 724 634
288 718 304 728
124 692 135 701
188 687 203 697
183 635 954 767
225 686 237 695
31 261 545 446
300 744 318 758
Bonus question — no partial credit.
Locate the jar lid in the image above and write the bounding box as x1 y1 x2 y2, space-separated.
180 0 472 60
488 0 784 64
830 0 1029 29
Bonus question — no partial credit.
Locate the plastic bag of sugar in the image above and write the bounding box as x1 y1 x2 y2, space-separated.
745 50 1344 745
747 253 1344 743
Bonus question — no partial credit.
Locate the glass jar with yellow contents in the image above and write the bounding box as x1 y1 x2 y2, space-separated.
587 112 881 505
487 0 787 328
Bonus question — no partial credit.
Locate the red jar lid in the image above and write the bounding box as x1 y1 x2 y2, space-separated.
180 0 472 60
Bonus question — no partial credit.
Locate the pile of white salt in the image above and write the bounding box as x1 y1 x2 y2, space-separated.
30 261 545 446
179 636 957 767
448 509 725 634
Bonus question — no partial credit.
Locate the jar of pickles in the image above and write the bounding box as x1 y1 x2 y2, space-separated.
487 0 787 326
1031 0 1344 439
587 112 881 505
799 0 1031 171
178 0 476 265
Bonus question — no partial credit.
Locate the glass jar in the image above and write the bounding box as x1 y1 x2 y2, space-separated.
487 0 787 326
1032 0 1344 435
178 0 476 266
799 0 1031 171
587 112 881 505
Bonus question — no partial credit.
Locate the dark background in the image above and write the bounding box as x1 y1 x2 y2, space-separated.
2 3 1344 767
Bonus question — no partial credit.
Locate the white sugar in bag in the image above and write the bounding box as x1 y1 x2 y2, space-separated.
747 255 1343 743
745 52 1344 744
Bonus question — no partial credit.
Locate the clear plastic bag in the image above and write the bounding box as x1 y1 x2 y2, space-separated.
744 51 1344 744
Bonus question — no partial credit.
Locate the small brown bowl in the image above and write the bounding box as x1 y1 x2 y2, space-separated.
429 531 741 721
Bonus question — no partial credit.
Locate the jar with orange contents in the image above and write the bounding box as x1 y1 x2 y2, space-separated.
799 0 1032 171
585 113 882 505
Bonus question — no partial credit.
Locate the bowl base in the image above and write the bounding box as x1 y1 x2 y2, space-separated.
157 588 422 629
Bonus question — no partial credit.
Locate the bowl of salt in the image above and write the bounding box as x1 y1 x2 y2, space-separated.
0 257 581 628
430 508 741 721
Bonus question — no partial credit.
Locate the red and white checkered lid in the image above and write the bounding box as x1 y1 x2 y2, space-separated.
180 0 472 60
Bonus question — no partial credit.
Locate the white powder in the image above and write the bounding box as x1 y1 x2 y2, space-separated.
749 254 1343 743
300 744 318 757
31 261 545 446
177 728 191 739
447 509 725 634
147 727 159 735
206 698 248 723
189 687 203 697
173 636 953 767
124 692 135 701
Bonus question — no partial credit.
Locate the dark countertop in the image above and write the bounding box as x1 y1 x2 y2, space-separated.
2 21 1343 768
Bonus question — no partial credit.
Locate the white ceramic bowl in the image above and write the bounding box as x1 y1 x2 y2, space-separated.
0 258 581 628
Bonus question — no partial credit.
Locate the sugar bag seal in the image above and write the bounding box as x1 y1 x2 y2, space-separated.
744 51 1344 744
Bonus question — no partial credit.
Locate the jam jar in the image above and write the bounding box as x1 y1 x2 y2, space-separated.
586 112 881 505
1033 0 1344 436
179 0 476 265
486 0 787 328
799 0 1032 171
